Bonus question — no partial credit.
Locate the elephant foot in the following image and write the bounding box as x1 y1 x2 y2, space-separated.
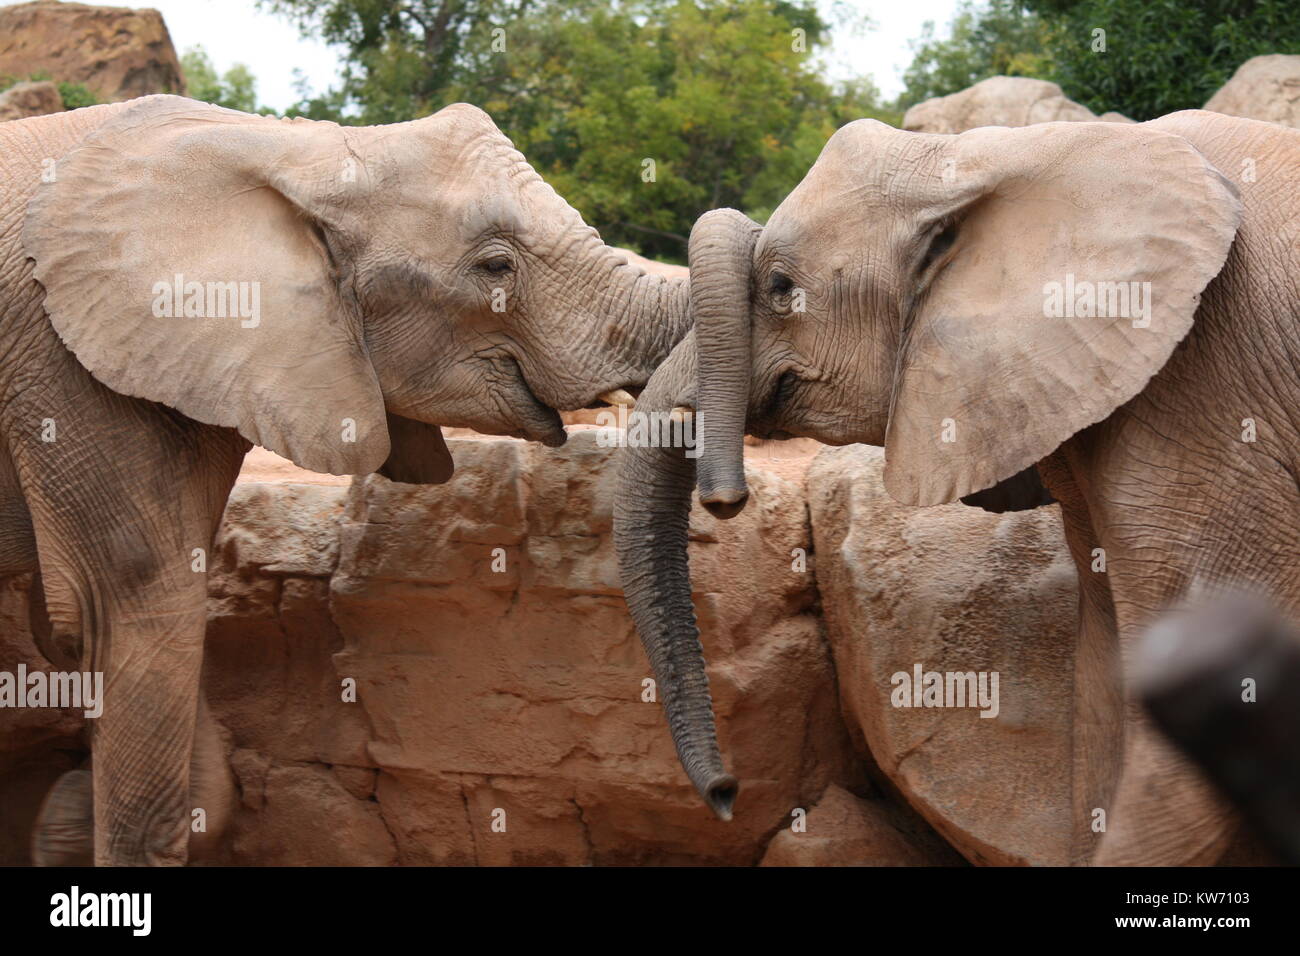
31 768 94 866
31 698 235 866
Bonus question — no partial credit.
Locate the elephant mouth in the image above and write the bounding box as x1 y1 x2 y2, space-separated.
750 369 801 439
497 355 567 447
584 385 643 410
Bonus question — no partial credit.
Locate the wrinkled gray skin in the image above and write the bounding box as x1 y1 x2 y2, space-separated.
617 111 1300 865
1 96 691 865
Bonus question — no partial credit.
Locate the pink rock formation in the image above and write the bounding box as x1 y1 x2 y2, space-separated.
0 1 184 102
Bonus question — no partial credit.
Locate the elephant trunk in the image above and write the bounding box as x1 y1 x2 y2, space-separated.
613 331 737 819
690 209 761 519
594 244 693 385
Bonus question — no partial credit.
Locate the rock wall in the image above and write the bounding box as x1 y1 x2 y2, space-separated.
6 431 946 865
0 1 184 103
208 431 869 864
12 434 1255 865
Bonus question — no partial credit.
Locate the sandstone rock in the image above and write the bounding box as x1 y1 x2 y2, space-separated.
0 80 62 121
760 784 965 866
321 428 864 864
1205 55 1300 128
807 445 1078 866
226 761 397 866
0 429 877 865
903 76 1130 133
0 1 184 103
213 482 345 579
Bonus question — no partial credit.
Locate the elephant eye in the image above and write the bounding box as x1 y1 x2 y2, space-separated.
769 272 794 295
479 256 513 275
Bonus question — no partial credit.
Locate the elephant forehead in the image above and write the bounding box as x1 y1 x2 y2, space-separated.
457 192 527 238
763 183 889 266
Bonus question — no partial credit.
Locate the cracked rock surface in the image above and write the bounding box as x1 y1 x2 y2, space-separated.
1 431 1090 865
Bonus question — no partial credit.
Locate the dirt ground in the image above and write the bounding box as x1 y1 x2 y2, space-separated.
236 430 824 485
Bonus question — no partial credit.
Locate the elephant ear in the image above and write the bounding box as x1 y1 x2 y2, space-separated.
883 121 1242 506
23 95 389 476
377 414 454 485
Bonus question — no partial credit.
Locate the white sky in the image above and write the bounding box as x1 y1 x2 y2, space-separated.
3 0 963 110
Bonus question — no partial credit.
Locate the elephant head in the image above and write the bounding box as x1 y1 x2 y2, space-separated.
22 96 690 478
617 117 1242 816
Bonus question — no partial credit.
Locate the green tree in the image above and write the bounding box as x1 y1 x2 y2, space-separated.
181 46 260 112
449 0 848 256
266 0 892 259
898 0 1053 109
1024 0 1300 120
262 0 531 124
55 82 99 110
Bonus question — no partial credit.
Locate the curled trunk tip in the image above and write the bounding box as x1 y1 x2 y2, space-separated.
689 208 760 519
704 773 739 821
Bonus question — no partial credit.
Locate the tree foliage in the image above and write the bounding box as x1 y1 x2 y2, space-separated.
181 46 261 113
899 1 1052 109
900 0 1300 121
262 0 532 124
1023 0 1300 120
264 0 895 259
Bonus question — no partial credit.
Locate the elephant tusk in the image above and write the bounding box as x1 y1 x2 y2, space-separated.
670 405 694 423
599 388 638 409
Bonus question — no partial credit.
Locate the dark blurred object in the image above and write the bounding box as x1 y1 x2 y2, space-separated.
1138 593 1300 864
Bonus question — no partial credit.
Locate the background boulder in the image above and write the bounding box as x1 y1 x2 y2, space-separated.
0 80 62 121
0 431 890 865
1205 54 1300 128
903 76 1131 133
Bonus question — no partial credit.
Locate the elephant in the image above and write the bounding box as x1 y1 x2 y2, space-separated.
0 94 692 865
615 109 1299 865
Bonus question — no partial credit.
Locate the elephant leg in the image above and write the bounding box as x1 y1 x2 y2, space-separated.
1038 454 1123 864
183 693 236 862
30 768 93 866
12 394 245 865
29 529 207 864
0 447 37 576
1085 556 1246 862
1092 705 1237 866
31 693 235 866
